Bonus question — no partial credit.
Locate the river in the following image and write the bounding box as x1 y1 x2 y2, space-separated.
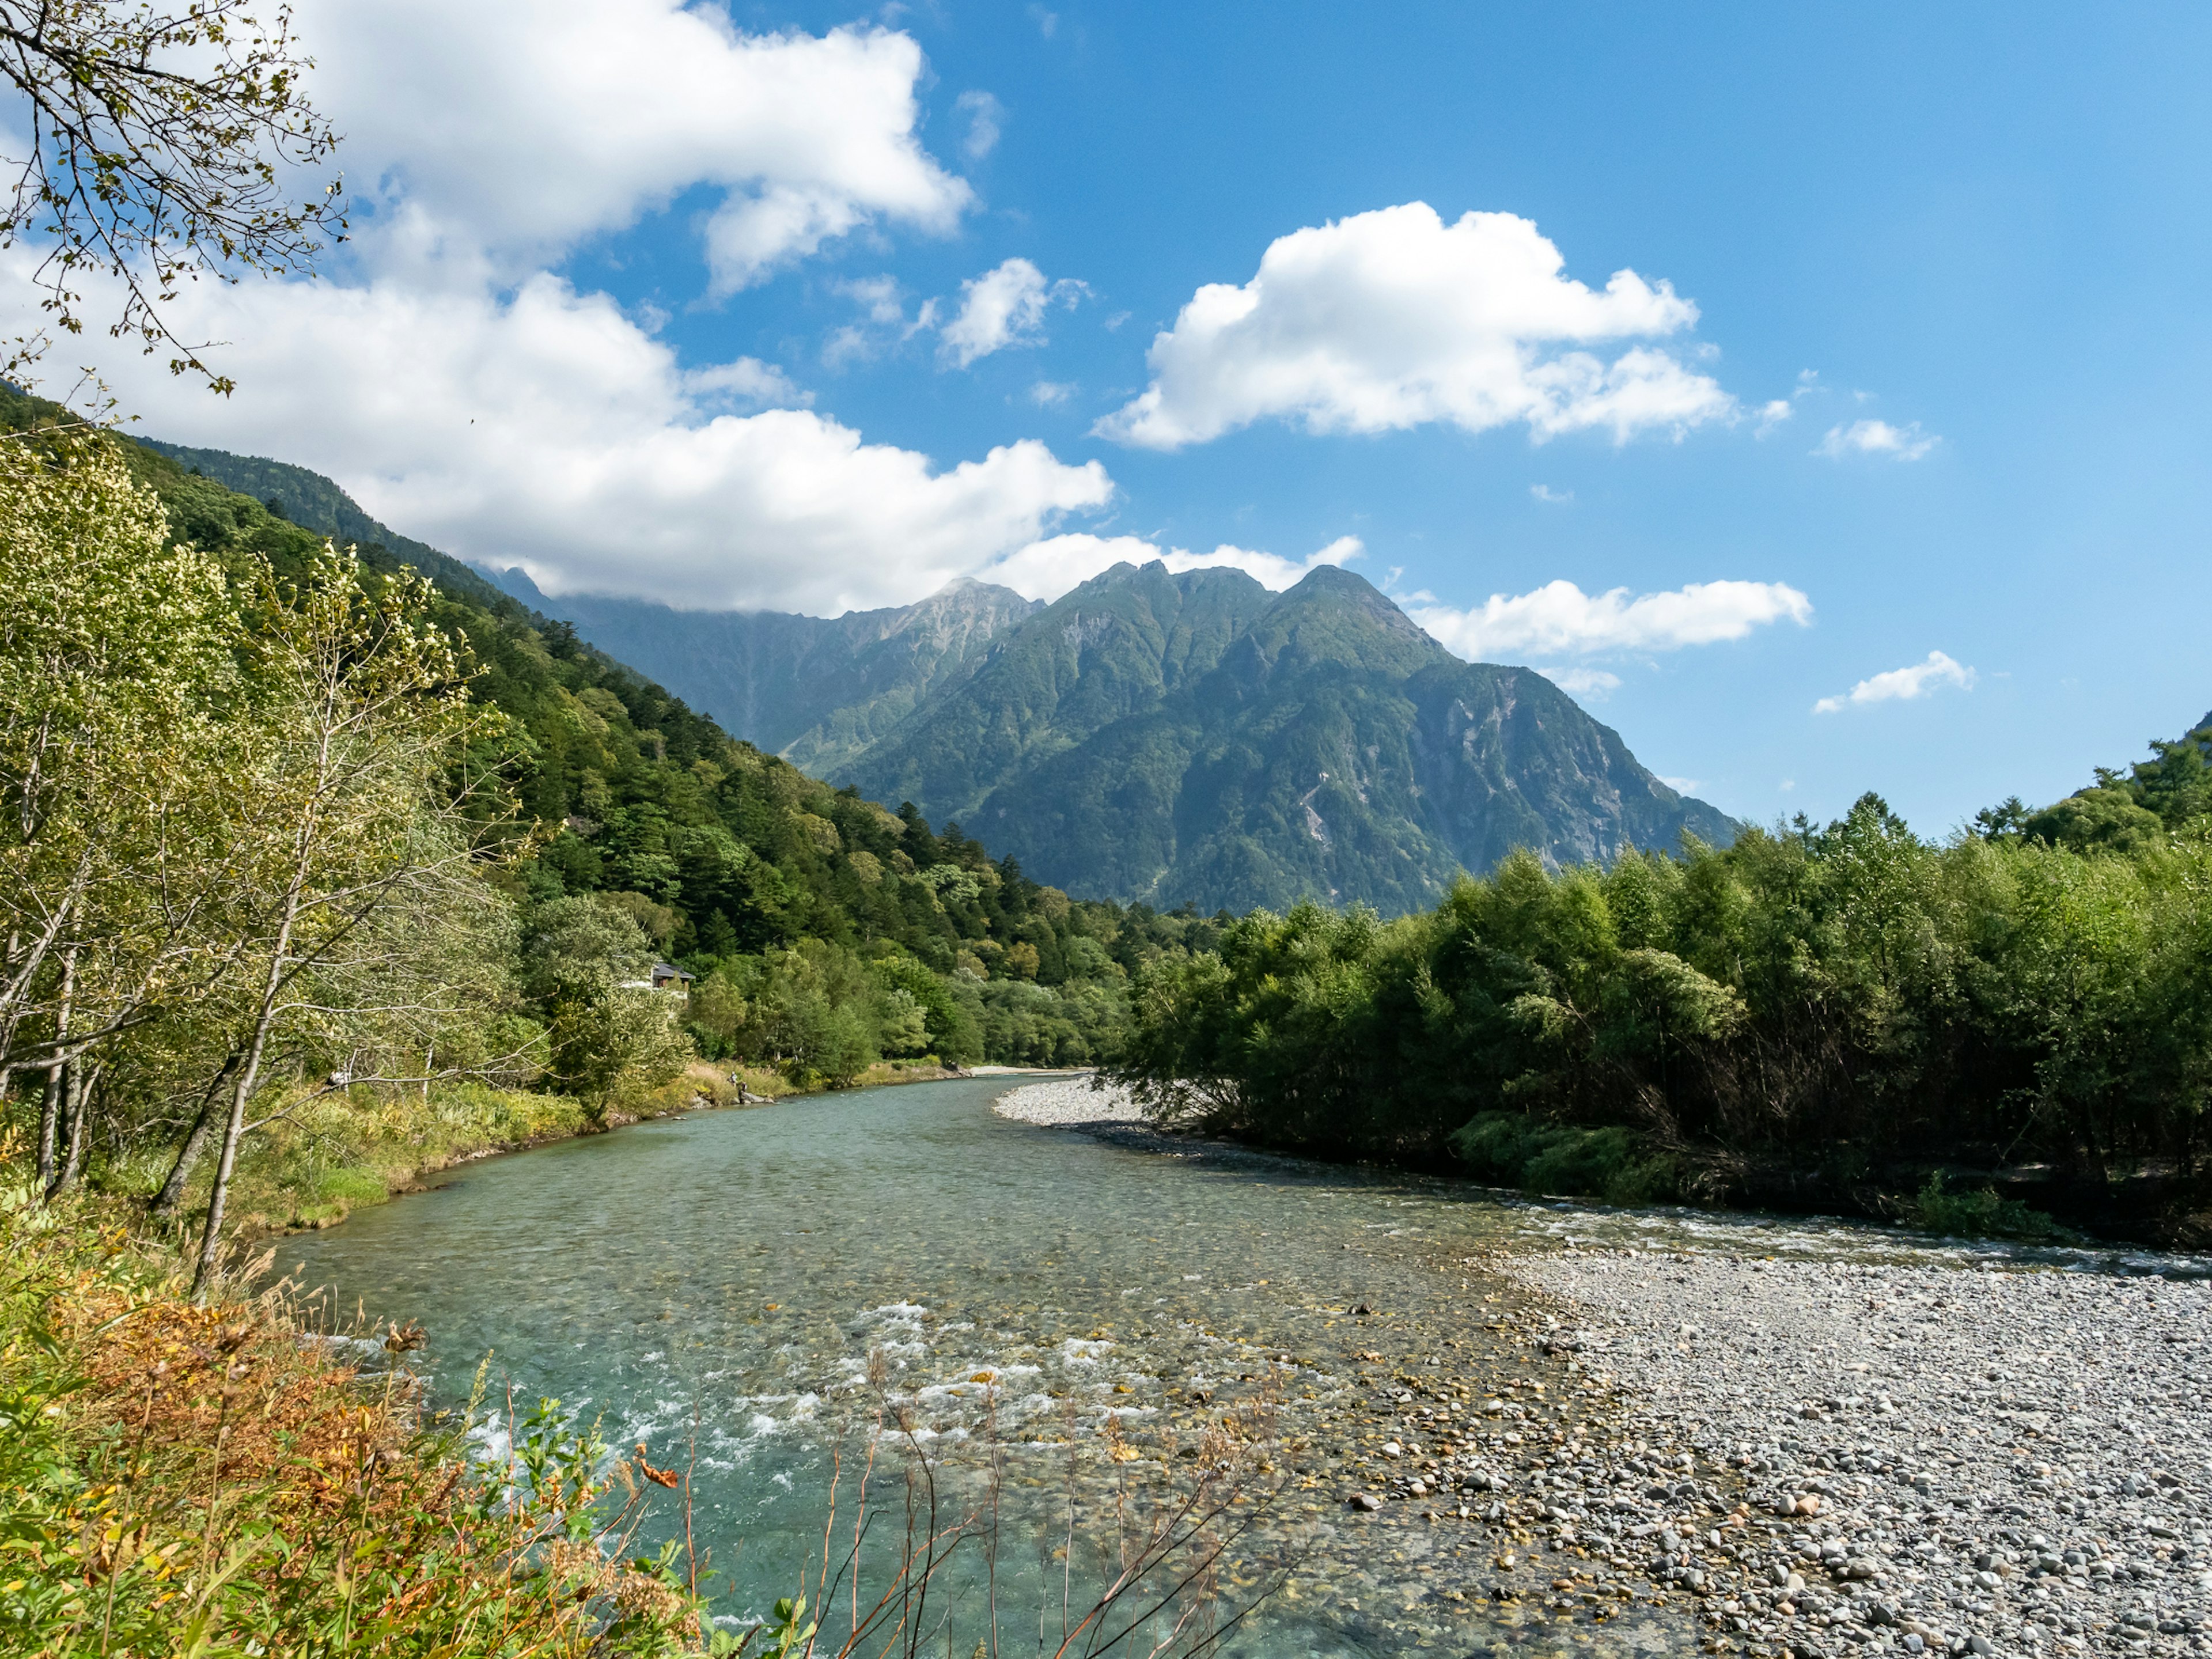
286 1075 1711 1657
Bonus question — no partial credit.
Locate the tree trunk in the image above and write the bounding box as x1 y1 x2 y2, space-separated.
192 899 298 1302
151 1051 241 1218
37 1062 63 1190
34 946 75 1195
47 1060 95 1196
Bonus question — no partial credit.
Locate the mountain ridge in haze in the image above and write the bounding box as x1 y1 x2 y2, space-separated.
487 568 1042 776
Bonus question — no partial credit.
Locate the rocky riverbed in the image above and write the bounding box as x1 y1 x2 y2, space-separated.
996 1078 2212 1659
1503 1247 2212 1659
990 1072 1150 1127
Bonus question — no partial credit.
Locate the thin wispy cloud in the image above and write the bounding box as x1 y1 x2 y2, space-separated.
1536 665 1623 699
1813 650 1975 714
1529 483 1574 503
955 90 1003 160
1816 418 1940 462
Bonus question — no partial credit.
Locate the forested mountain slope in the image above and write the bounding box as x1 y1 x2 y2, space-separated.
4 396 1215 1075
146 435 1737 916
837 563 1739 914
487 569 1041 776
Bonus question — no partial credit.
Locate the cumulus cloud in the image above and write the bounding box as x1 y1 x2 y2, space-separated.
679 356 812 410
289 1 972 289
1816 418 1939 461
1812 651 1974 714
1529 483 1574 503
976 533 1362 601
1094 203 1733 449
0 9 1147 617
1029 380 1077 407
28 259 1113 615
938 257 1086 368
1406 578 1813 661
955 90 1004 160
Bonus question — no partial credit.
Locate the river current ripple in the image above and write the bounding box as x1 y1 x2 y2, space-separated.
288 1076 1718 1657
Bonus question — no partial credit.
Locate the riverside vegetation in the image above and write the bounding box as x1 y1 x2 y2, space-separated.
0 406 1256 1654
1109 715 2212 1241
0 386 1220 1245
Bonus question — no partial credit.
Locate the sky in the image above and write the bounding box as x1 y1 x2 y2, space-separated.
16 1 2212 835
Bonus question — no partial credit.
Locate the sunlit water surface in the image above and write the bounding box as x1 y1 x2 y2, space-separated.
283 1078 2209 1657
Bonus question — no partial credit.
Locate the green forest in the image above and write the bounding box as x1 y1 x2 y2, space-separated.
0 391 1219 1279
1109 711 2212 1239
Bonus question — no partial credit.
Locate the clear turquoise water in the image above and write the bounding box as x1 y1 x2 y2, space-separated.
283 1077 1695 1657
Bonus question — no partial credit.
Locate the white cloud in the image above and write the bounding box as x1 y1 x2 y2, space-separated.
1094 202 1734 450
838 276 907 325
955 90 1004 160
1529 483 1574 503
1407 578 1813 661
1029 380 1077 407
1657 774 1700 794
1537 666 1623 700
1160 534 1363 590
1815 418 1940 461
2 8 1153 620
1755 398 1793 435
679 357 811 410
822 275 934 365
938 257 1086 368
36 260 1113 615
1812 651 1975 714
289 2 972 291
976 533 1362 601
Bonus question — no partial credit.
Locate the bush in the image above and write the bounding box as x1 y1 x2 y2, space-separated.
1906 1172 2074 1243
1450 1111 1681 1206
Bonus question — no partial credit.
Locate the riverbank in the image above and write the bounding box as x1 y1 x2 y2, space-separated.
1511 1247 2212 1659
995 1077 2212 1659
165 1056 980 1246
0 1184 722 1654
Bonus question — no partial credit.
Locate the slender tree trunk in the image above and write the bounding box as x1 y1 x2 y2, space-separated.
192 888 302 1303
48 1060 96 1196
191 979 283 1301
151 1050 242 1218
35 946 75 1195
37 1061 63 1190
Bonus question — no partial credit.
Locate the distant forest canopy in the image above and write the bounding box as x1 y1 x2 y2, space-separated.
16 388 2209 1249
1108 710 2212 1240
142 416 1223 1025
2 386 1221 1150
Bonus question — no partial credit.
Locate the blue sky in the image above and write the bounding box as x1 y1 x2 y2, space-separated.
46 1 2212 834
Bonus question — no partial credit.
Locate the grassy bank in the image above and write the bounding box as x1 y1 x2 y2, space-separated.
60 1056 974 1249
0 1179 731 1656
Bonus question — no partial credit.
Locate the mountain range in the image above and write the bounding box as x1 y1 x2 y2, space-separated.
148 440 1740 915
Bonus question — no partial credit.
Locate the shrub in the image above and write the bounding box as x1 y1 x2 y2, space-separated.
1450 1111 1681 1206
1906 1172 2075 1243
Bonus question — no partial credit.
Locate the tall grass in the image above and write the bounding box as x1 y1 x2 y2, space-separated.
1 1168 1289 1656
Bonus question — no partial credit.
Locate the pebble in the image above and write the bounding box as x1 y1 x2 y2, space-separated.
992 1078 1149 1127
1503 1245 2212 1659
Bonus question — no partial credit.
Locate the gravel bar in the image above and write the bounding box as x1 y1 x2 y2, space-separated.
993 1075 1148 1127
994 1077 2212 1659
1494 1246 2212 1659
